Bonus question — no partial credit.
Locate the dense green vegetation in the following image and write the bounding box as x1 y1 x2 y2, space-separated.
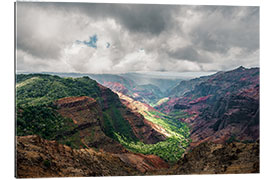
116 134 189 163
16 74 101 144
16 104 75 139
145 110 190 139
58 131 87 149
16 74 191 163
114 110 191 163
102 105 138 141
16 74 101 107
16 74 137 148
16 104 85 148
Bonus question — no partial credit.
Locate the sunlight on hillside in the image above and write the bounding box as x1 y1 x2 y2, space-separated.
16 77 41 88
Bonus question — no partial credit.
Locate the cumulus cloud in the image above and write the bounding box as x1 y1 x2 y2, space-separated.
16 2 259 73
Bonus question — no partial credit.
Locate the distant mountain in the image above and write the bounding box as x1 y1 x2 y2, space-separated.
167 75 210 97
15 66 260 177
156 66 259 145
16 74 167 150
16 73 190 164
88 74 136 89
34 72 182 104
121 73 182 92
87 74 164 104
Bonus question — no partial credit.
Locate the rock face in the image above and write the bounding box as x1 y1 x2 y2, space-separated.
116 92 169 140
56 94 166 151
174 141 259 174
168 75 210 97
103 81 129 94
190 85 259 146
16 135 169 178
16 136 259 177
16 135 139 178
157 67 259 145
130 84 163 104
97 83 123 110
89 74 165 104
56 96 127 153
122 108 167 144
116 153 169 173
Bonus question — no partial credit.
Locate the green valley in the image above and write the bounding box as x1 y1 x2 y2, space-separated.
16 73 191 163
16 74 137 146
115 92 191 163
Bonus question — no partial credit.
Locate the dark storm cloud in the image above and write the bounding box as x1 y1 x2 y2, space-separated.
16 2 259 73
19 2 178 35
17 36 62 60
16 2 177 62
167 46 210 62
188 6 259 54
108 4 177 35
72 3 175 35
17 2 64 59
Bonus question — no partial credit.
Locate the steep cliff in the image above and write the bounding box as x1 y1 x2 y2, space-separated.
16 135 169 178
55 96 127 153
16 74 167 150
157 67 259 145
16 135 258 177
174 141 259 174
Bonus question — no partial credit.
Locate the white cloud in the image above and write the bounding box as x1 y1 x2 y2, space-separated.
16 3 259 73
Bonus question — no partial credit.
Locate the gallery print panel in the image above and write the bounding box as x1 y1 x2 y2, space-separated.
15 1 259 178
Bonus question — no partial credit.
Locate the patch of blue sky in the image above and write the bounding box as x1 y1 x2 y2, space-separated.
106 42 110 48
76 34 98 49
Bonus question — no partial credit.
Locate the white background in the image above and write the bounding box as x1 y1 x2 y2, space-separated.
0 0 269 179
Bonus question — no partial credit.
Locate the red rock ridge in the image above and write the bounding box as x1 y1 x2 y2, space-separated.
56 96 127 153
16 135 169 178
116 92 168 142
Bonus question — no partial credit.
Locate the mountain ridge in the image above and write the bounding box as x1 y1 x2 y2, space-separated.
156 67 259 146
16 66 260 177
16 73 190 164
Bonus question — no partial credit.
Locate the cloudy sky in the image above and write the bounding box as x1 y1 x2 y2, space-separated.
16 2 259 74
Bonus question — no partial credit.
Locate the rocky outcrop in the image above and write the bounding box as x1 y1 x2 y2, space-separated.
173 141 259 174
97 83 123 110
157 67 259 145
131 84 163 104
116 153 169 173
16 135 140 178
56 96 127 153
16 135 259 177
168 75 210 97
190 85 259 146
90 74 165 104
121 108 167 144
97 84 167 144
116 92 168 143
16 135 170 178
55 93 166 151
103 81 129 94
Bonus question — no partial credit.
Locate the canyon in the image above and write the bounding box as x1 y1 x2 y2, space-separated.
15 66 260 177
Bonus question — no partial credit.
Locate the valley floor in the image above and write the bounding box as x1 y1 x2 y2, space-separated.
15 68 260 177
